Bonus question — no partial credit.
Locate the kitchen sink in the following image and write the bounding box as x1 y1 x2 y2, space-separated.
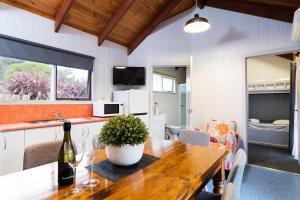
28 120 65 124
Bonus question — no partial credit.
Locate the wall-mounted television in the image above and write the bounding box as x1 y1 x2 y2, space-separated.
113 66 145 85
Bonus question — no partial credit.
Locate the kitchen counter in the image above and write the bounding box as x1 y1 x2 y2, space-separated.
0 117 110 132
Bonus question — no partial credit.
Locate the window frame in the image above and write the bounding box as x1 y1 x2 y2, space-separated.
0 55 92 102
55 66 92 101
153 73 176 94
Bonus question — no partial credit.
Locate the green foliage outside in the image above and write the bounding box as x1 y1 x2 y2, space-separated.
99 115 148 147
3 61 51 80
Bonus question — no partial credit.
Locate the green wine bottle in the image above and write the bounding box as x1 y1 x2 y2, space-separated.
58 121 75 186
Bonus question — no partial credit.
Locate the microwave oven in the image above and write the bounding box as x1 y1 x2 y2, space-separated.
93 102 124 117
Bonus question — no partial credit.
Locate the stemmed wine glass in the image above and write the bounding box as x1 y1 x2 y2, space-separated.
83 142 99 188
64 141 85 198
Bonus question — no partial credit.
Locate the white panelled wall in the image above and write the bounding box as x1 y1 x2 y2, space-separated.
129 7 300 149
0 3 128 101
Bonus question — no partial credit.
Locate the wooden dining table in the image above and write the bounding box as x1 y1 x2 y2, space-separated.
0 138 228 200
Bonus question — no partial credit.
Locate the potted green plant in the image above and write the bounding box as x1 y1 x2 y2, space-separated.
99 115 148 166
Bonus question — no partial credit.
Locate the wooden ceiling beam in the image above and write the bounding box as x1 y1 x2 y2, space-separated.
239 0 300 9
206 0 295 23
55 0 76 32
98 0 136 46
127 0 183 55
277 53 294 61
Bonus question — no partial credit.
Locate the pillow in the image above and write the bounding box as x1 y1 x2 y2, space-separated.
273 120 289 125
249 118 260 124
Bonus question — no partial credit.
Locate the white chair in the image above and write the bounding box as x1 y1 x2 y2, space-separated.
196 149 247 200
179 129 210 146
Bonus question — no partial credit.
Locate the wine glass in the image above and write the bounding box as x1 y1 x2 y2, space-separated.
83 142 99 188
65 141 85 198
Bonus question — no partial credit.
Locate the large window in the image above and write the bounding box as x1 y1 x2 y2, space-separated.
0 56 52 101
153 73 176 93
0 56 91 102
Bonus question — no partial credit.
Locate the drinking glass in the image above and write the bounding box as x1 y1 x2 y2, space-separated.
83 145 99 188
65 141 85 198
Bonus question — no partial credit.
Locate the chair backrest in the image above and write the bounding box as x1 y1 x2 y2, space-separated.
179 129 210 147
221 183 234 200
23 141 62 170
227 149 247 200
92 135 105 149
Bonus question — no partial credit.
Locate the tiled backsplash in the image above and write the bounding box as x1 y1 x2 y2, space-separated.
0 104 93 124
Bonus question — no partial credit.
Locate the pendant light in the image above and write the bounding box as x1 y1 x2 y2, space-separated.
184 0 210 33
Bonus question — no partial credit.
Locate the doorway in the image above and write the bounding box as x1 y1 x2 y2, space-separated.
246 52 300 173
149 66 189 140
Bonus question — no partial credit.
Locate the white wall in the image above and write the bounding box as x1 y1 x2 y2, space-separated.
153 67 186 125
0 3 128 101
247 55 291 83
129 7 300 149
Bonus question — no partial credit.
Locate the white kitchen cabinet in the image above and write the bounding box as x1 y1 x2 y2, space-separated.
24 126 60 147
0 130 25 176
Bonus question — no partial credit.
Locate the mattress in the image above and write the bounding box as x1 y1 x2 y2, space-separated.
248 122 289 132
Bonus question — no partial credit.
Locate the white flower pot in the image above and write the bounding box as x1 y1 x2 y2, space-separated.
106 143 144 166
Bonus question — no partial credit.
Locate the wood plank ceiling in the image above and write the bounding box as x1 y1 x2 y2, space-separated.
1 0 299 55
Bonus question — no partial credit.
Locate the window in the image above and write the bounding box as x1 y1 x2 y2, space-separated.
0 56 53 101
153 73 176 93
0 34 94 102
153 73 162 92
56 66 91 100
0 56 91 102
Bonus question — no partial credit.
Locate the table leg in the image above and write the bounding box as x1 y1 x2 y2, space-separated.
212 162 225 195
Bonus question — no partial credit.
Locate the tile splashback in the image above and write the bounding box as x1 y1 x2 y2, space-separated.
0 104 93 124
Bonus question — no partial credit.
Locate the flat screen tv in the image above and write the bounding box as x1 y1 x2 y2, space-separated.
113 66 145 85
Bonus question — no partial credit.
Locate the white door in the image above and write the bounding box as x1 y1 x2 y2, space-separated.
0 130 25 176
186 56 193 128
25 127 59 147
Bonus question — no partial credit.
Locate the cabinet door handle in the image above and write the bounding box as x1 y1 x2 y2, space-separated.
86 127 90 136
82 127 90 137
54 130 58 141
4 136 6 150
82 128 85 136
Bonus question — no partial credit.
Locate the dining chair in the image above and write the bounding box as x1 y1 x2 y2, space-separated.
221 183 234 200
196 149 247 200
92 135 105 149
226 149 247 200
23 141 62 170
178 129 210 146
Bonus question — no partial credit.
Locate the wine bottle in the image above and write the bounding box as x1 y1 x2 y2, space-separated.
58 121 75 186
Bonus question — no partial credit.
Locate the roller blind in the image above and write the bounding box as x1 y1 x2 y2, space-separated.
0 34 94 71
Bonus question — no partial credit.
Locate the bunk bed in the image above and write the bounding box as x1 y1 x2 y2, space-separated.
248 79 290 94
248 79 290 148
